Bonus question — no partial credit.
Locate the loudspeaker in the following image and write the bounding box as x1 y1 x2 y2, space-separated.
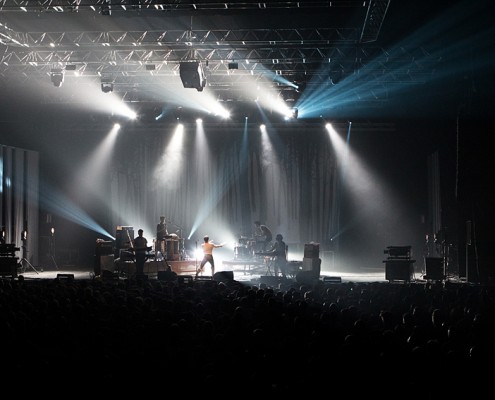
304 243 320 258
425 257 444 280
56 273 74 281
296 270 318 285
322 276 342 284
157 270 177 282
213 271 234 283
94 254 115 275
0 257 18 277
178 275 194 284
302 257 321 278
385 260 413 281
179 62 206 91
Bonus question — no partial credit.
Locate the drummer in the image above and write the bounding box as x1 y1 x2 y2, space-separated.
156 216 169 258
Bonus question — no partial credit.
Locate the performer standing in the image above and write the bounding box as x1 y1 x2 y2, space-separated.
156 216 169 259
196 235 224 278
132 229 149 276
266 234 287 278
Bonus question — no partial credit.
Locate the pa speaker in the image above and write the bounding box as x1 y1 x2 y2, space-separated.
385 260 413 281
296 270 318 285
425 257 444 280
158 270 177 282
179 62 206 91
56 273 74 281
213 271 234 283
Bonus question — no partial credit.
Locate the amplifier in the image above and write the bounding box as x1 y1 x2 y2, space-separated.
0 257 18 277
385 260 414 282
304 243 320 258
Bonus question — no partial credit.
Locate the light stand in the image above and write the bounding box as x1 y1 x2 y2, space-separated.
19 230 39 274
49 227 59 270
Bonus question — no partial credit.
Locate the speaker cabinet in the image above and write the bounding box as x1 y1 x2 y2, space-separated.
0 257 18 277
157 270 177 282
304 243 320 258
302 257 321 278
213 271 234 283
385 260 413 282
425 257 444 280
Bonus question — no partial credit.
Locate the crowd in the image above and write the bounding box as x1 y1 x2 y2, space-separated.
0 274 493 396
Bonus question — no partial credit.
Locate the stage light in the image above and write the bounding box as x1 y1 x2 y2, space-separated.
65 64 77 71
50 68 64 87
145 64 156 71
101 0 111 15
101 74 113 93
179 61 206 92
292 107 299 119
101 82 113 93
228 62 238 70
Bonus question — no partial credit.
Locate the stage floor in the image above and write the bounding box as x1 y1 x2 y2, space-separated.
10 259 393 285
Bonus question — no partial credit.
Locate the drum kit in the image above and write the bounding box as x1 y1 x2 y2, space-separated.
234 235 263 260
155 233 184 261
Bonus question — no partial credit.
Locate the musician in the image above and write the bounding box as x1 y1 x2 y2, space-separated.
156 216 169 258
196 235 224 278
266 233 287 278
133 229 149 276
254 221 272 251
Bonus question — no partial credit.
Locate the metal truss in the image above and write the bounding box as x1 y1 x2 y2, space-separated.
0 0 438 104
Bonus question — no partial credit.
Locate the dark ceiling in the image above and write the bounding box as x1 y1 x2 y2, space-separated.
0 0 493 118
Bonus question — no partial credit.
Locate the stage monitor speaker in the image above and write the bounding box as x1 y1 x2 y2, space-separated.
322 276 342 284
385 260 413 282
296 270 318 285
178 275 194 284
157 270 177 282
425 257 444 280
56 273 74 281
213 271 234 283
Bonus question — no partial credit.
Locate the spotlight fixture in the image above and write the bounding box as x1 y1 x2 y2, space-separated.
145 64 156 71
101 82 114 93
291 107 299 119
179 61 206 92
50 68 64 87
228 62 238 70
65 64 77 71
101 0 111 15
101 74 114 93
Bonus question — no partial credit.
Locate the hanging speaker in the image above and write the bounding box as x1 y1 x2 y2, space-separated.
179 62 206 91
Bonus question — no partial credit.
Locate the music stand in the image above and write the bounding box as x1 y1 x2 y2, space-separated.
19 241 39 274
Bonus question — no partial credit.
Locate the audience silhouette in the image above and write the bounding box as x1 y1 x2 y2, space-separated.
0 275 493 396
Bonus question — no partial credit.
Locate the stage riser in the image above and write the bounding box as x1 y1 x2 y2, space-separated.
111 260 197 276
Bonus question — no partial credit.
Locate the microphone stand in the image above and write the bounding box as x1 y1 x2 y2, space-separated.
19 240 39 274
